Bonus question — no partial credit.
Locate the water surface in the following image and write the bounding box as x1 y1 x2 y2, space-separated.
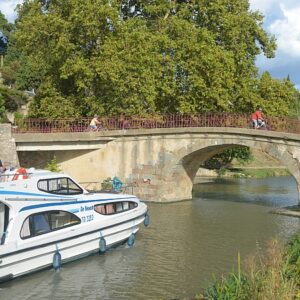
1 176 299 299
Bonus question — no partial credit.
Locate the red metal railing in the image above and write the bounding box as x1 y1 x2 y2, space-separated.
11 113 300 134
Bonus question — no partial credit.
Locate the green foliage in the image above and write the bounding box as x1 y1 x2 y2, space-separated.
101 177 112 191
257 72 300 117
28 81 80 118
0 84 28 112
14 111 25 121
45 156 61 172
11 0 289 118
204 146 252 170
200 235 300 299
282 231 300 286
216 167 226 177
0 10 33 120
0 11 19 83
0 11 14 37
1 60 19 86
204 253 251 300
205 273 251 300
231 168 290 179
0 91 5 122
288 86 300 118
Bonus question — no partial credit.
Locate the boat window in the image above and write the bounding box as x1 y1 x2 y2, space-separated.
123 202 129 210
116 202 123 212
106 204 115 214
32 213 50 235
20 210 81 239
94 201 137 215
49 211 80 230
38 177 83 195
0 202 9 245
20 217 30 238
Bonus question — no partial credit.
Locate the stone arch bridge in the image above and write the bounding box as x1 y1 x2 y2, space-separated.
12 127 300 203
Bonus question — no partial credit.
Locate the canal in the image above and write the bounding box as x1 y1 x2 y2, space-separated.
1 176 300 300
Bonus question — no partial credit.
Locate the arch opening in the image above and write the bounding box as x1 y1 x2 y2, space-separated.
176 142 300 205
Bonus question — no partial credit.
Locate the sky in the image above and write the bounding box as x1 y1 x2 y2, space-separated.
0 0 300 89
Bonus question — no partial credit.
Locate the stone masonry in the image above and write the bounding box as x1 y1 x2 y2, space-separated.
13 127 300 203
0 124 19 167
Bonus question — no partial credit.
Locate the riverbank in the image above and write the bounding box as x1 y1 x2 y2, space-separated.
196 230 300 299
194 167 290 182
221 167 289 178
271 205 300 218
196 149 290 180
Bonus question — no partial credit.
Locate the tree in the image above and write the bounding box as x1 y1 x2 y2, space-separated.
0 11 14 35
0 84 28 113
204 146 252 170
0 11 13 58
13 0 280 117
163 0 276 112
0 12 29 120
257 72 300 117
0 11 15 62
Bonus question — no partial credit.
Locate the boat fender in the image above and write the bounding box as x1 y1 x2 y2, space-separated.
53 246 62 272
127 233 135 247
144 213 150 227
99 236 106 253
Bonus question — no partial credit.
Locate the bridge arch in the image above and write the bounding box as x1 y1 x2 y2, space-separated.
129 129 300 203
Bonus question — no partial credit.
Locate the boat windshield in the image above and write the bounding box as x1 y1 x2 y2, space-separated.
37 177 83 195
0 202 9 245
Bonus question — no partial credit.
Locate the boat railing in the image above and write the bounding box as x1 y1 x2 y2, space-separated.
80 181 137 195
79 181 102 192
4 197 77 202
121 183 136 195
0 171 33 182
0 168 56 182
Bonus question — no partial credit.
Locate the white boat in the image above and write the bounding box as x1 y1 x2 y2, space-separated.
0 167 149 283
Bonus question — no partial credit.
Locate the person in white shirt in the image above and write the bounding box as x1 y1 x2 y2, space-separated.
89 115 101 131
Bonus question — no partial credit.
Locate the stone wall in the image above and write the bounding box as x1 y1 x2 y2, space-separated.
0 124 19 167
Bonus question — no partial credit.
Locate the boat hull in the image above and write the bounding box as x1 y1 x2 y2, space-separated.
0 213 145 283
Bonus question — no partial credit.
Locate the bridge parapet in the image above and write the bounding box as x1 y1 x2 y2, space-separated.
12 113 300 135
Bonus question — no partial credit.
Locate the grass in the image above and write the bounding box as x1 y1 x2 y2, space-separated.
223 168 291 179
195 231 300 300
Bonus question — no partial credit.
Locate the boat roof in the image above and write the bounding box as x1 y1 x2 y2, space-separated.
0 168 137 211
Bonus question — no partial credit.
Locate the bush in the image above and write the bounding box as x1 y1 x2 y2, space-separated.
101 177 112 191
282 232 300 286
199 235 300 300
45 156 61 172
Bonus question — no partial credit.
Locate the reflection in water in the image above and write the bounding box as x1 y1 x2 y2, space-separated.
195 176 296 207
1 177 300 300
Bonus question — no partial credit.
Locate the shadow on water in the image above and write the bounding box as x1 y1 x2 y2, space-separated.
193 176 298 207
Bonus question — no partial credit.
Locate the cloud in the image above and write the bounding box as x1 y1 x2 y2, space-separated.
0 0 23 22
269 4 300 58
266 3 300 87
249 0 300 87
250 0 278 14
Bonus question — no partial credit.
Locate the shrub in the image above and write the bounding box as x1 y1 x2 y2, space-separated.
45 156 61 172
